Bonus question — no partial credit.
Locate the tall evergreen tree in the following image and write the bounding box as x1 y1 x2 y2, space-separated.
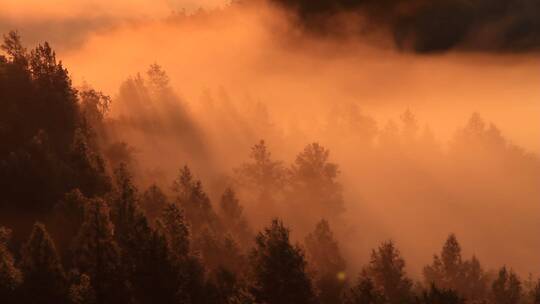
305 219 346 304
288 143 344 229
71 198 127 304
20 222 67 303
158 203 207 304
533 279 540 304
219 187 253 248
140 184 168 224
491 267 522 304
68 273 96 304
424 234 487 300
419 284 464 304
368 241 413 304
0 226 22 302
172 166 219 235
343 271 383 304
249 219 317 304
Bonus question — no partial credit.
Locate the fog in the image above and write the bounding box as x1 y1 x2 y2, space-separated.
2 0 539 279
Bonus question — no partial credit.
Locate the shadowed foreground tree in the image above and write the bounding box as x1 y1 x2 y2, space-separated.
419 284 465 304
140 184 168 224
19 223 67 304
491 267 522 304
219 187 253 248
368 241 413 304
172 166 219 236
343 271 383 304
305 219 346 304
0 31 110 243
0 227 22 302
71 198 128 304
249 219 317 304
288 143 344 228
424 234 488 301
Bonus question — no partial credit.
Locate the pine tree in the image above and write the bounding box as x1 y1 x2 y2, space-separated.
344 271 383 304
219 187 253 248
305 219 346 304
420 284 464 304
71 198 126 304
68 273 96 304
424 234 461 290
249 219 317 304
158 203 207 304
140 184 168 223
172 165 219 235
533 279 540 304
491 267 522 304
20 222 67 303
288 143 344 228
424 234 487 300
368 241 413 304
0 226 22 301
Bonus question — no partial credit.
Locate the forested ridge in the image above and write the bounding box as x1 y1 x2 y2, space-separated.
0 31 539 304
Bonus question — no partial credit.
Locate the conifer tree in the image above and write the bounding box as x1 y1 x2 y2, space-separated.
172 165 219 235
288 143 344 227
368 241 413 304
249 219 317 304
533 279 540 304
420 284 464 304
71 198 126 304
343 271 383 304
68 273 96 304
20 222 67 303
305 219 346 304
491 267 522 304
0 226 22 301
140 184 168 223
219 187 253 248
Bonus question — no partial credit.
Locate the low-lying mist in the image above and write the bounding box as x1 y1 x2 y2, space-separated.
4 0 540 279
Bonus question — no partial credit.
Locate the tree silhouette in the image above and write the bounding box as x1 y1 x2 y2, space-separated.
343 271 383 304
424 234 487 300
305 219 346 304
288 143 344 230
491 267 522 304
367 241 413 304
419 284 464 304
249 219 316 304
0 226 22 302
20 223 67 303
172 166 219 235
219 187 253 248
71 198 127 304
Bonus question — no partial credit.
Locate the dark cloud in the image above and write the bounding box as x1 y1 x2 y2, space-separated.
268 0 540 53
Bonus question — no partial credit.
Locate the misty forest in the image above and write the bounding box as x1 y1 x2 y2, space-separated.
1 1 540 304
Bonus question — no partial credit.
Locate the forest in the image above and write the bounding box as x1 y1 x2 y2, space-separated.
0 1 540 304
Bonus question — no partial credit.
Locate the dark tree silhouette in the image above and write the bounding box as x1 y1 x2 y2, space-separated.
424 234 487 300
140 184 168 224
0 226 22 302
343 271 383 304
288 143 344 227
19 223 67 303
172 166 219 235
249 219 317 304
419 284 464 304
70 198 127 304
367 241 413 304
305 219 346 304
491 267 522 304
219 187 253 248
